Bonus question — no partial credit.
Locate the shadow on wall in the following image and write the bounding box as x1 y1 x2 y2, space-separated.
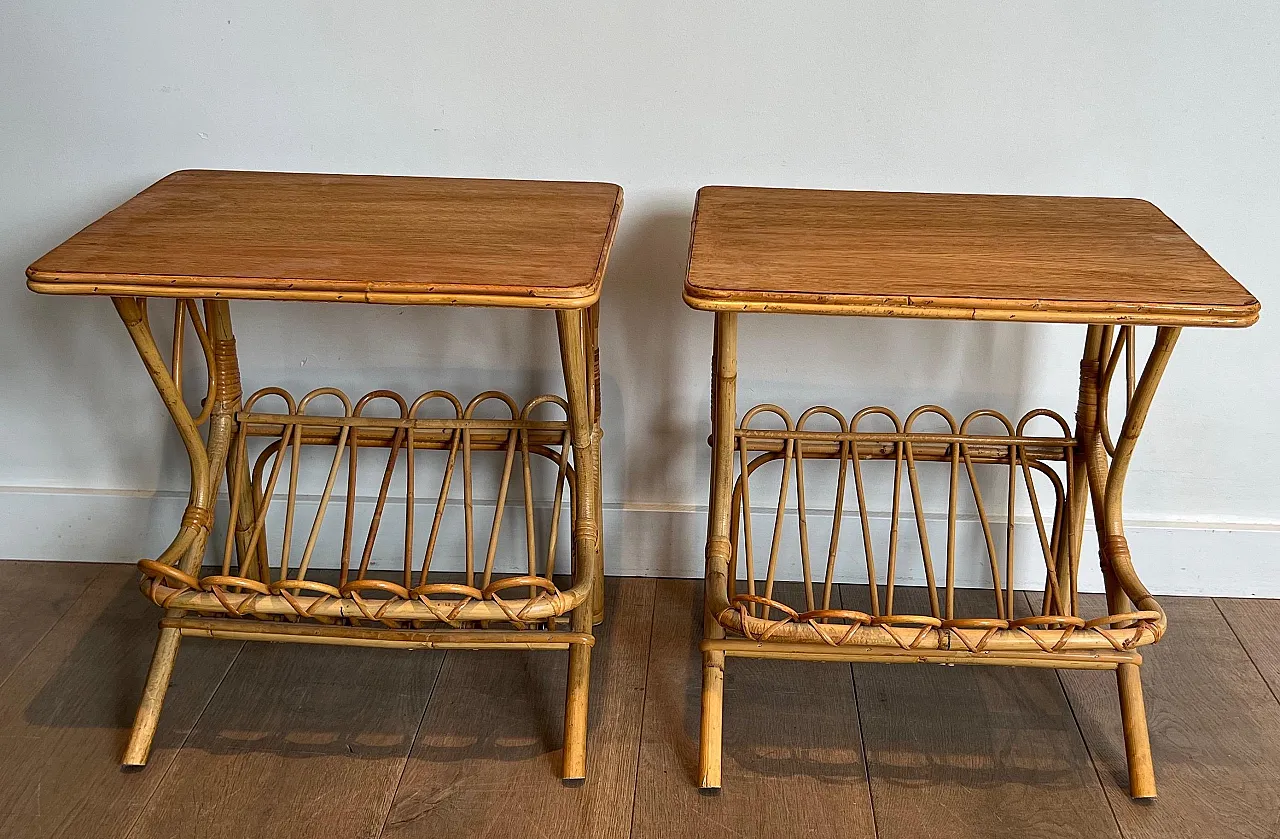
602 204 703 577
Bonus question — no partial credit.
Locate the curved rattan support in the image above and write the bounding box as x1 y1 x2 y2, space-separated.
114 297 243 767
1074 326 1179 641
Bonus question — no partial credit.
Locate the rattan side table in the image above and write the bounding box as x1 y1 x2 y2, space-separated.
683 187 1259 798
27 169 622 782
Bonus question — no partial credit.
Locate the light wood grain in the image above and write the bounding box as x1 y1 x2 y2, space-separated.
1216 597 1280 703
28 170 623 308
0 560 101 684
685 187 1259 325
632 579 876 839
0 565 241 839
1059 594 1280 838
128 635 444 839
846 586 1122 839
381 578 653 839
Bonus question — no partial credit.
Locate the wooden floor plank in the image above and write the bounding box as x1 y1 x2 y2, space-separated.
1060 594 1280 839
847 585 1122 839
127 633 444 839
4 561 1280 839
0 560 102 685
1215 597 1280 704
381 578 655 839
631 579 876 839
0 564 242 839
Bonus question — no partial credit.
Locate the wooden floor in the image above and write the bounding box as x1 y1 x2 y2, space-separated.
2 562 1279 839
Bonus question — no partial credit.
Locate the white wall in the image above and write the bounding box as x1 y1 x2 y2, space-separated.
2 2 1279 594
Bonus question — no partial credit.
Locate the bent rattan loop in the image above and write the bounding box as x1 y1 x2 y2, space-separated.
484 576 568 627
410 583 481 626
482 575 559 597
1085 611 1163 650
872 615 944 650
138 559 199 592
942 619 1010 653
200 575 273 595
147 576 185 609
797 608 873 646
1009 614 1087 652
270 579 341 622
342 579 412 627
1084 611 1163 629
730 594 800 642
200 576 270 617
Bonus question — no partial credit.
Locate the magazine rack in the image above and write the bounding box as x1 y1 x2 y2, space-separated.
27 169 622 782
683 187 1259 798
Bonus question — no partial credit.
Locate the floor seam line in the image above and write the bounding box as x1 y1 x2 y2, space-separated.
840 584 883 839
1055 660 1127 837
375 649 449 839
851 660 881 839
1213 597 1280 707
0 563 107 695
1017 590 1127 837
626 579 658 839
122 637 247 839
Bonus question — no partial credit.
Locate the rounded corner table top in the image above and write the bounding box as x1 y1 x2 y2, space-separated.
684 186 1259 327
27 169 624 309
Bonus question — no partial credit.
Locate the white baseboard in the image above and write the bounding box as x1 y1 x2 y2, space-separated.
2 485 1278 598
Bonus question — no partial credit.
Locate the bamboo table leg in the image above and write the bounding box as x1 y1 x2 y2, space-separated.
699 312 736 791
114 298 243 766
557 307 601 783
1076 324 1181 799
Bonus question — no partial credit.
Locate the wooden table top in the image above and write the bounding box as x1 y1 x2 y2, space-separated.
28 170 623 308
684 187 1258 326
